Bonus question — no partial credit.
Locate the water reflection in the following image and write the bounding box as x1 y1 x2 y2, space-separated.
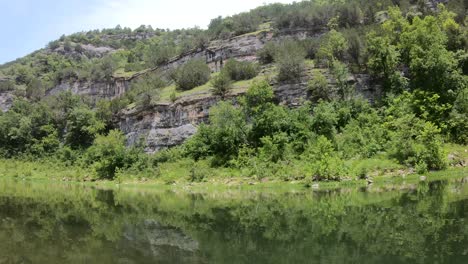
0 178 467 263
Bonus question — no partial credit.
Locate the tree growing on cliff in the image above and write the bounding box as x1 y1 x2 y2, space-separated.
210 72 233 99
174 59 211 91
275 41 306 82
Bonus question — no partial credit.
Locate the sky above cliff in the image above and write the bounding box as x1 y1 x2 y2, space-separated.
0 0 297 64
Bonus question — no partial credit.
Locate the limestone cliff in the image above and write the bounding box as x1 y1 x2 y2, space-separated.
47 28 380 152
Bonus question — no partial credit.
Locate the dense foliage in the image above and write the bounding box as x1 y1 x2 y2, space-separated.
0 1 466 182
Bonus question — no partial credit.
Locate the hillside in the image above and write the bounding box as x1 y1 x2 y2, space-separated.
0 0 466 182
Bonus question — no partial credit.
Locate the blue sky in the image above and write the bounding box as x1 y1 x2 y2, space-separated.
0 0 296 64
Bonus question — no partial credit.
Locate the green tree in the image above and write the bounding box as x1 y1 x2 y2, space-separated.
65 106 105 148
174 59 211 90
275 41 306 82
308 71 330 101
85 130 130 179
222 59 259 81
317 30 348 64
210 72 233 99
26 78 45 102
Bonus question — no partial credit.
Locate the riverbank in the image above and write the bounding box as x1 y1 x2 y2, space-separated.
1 160 466 194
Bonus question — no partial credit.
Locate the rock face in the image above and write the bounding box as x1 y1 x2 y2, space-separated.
121 219 199 261
46 79 129 101
118 96 221 152
118 73 380 152
0 92 14 112
45 28 382 152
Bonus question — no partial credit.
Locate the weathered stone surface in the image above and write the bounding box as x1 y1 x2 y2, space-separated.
46 79 129 101
0 92 14 112
119 70 380 153
44 28 382 152
121 219 199 259
118 96 221 152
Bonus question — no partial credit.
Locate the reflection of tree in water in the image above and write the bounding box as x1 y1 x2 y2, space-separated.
0 179 467 263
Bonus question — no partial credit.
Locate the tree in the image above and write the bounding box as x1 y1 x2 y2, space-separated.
257 42 278 64
26 78 45 102
222 59 259 81
185 102 248 164
308 71 330 101
242 80 275 113
317 30 348 64
174 59 211 90
144 41 176 67
64 40 73 52
85 130 128 179
331 60 353 101
210 72 233 99
275 41 306 82
65 106 105 148
366 32 404 92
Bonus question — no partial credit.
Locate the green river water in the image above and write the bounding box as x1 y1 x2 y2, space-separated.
0 177 467 263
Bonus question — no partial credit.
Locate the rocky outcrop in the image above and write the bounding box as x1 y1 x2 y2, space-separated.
119 95 222 152
0 92 14 112
121 220 199 259
118 72 381 152
47 28 310 101
46 79 129 101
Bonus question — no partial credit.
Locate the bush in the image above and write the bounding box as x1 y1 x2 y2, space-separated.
185 101 247 165
317 29 348 64
210 72 232 98
65 106 105 149
174 59 211 90
311 101 338 140
85 130 149 179
302 136 345 181
308 71 330 101
387 114 447 170
0 80 15 92
257 42 278 64
222 59 259 81
275 41 306 82
128 74 166 107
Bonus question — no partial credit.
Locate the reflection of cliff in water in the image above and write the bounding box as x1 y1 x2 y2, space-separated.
120 219 200 263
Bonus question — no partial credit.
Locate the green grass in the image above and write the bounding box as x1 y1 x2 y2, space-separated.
234 22 273 38
113 68 137 78
157 71 272 103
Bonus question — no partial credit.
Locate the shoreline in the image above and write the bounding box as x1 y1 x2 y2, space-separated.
2 164 466 194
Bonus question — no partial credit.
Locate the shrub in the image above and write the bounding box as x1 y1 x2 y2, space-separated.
311 101 338 140
387 114 447 170
75 44 85 53
210 72 233 98
317 30 348 64
242 80 275 114
0 80 15 92
85 130 150 179
65 106 105 149
85 130 127 179
258 132 290 163
308 71 330 101
185 102 247 165
128 74 166 107
331 60 354 100
275 41 306 82
170 91 178 103
174 59 211 90
222 59 259 81
257 42 278 64
302 136 345 181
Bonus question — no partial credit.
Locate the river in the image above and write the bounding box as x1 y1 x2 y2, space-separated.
0 178 467 263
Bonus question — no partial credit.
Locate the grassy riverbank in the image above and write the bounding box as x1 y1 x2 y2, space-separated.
1 143 465 193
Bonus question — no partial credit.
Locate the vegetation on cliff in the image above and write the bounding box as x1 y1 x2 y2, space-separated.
0 0 466 183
